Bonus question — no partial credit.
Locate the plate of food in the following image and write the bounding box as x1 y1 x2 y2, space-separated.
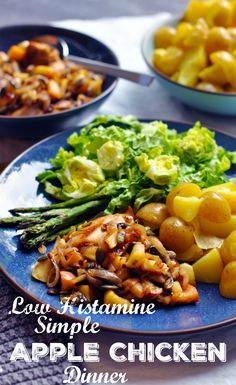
142 0 236 115
0 24 118 138
1 115 236 335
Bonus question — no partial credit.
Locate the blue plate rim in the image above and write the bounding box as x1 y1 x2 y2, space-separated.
1 118 236 336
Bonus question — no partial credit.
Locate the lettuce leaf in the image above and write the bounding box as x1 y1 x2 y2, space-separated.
37 116 236 213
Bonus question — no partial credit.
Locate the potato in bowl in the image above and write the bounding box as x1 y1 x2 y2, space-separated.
142 0 236 115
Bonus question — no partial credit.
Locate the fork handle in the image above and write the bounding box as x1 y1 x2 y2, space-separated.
69 54 154 86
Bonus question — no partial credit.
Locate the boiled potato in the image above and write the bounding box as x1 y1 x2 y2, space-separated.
220 261 236 298
205 27 231 55
177 243 204 263
177 45 207 87
184 0 211 24
198 192 231 223
173 195 202 222
210 51 236 88
153 47 183 76
219 191 236 213
153 0 236 93
199 215 236 238
206 0 233 27
174 22 194 48
154 26 176 48
166 182 202 215
136 203 168 229
193 248 224 283
220 230 236 265
198 64 228 86
159 216 195 253
202 181 236 194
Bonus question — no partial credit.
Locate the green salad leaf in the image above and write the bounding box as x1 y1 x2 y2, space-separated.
37 116 236 212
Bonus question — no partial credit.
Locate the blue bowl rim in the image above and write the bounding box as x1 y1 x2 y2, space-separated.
0 23 119 121
1 117 236 336
141 16 236 98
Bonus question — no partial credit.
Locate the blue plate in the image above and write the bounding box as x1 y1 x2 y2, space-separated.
0 24 118 139
1 120 236 335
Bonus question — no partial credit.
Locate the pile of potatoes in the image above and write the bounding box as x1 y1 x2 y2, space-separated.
153 0 236 92
136 180 236 299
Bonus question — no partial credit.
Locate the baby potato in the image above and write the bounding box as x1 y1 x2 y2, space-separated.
159 216 195 253
183 18 209 49
220 261 236 299
184 0 211 24
166 182 202 215
152 1 236 93
177 243 204 263
193 248 224 283
198 192 231 223
219 191 236 213
174 22 194 48
220 230 236 265
154 26 176 48
153 47 183 76
199 215 236 238
228 27 236 49
177 45 207 87
206 27 232 55
207 0 233 28
173 195 202 222
136 202 168 229
210 51 236 88
202 181 236 194
198 64 228 86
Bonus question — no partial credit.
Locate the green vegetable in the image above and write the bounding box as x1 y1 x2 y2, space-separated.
135 154 179 185
3 117 236 250
43 156 105 200
97 140 124 171
36 116 236 213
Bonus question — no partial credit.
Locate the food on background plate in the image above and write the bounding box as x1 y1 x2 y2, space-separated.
0 40 104 116
153 0 236 93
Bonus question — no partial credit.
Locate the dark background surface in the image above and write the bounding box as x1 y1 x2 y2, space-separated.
0 0 188 24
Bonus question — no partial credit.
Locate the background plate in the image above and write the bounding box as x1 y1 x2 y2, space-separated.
1 120 236 335
0 24 118 138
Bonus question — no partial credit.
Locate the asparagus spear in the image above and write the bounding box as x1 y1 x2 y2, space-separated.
18 199 107 249
0 208 73 227
10 179 129 214
21 223 81 250
9 192 107 214
24 199 106 236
